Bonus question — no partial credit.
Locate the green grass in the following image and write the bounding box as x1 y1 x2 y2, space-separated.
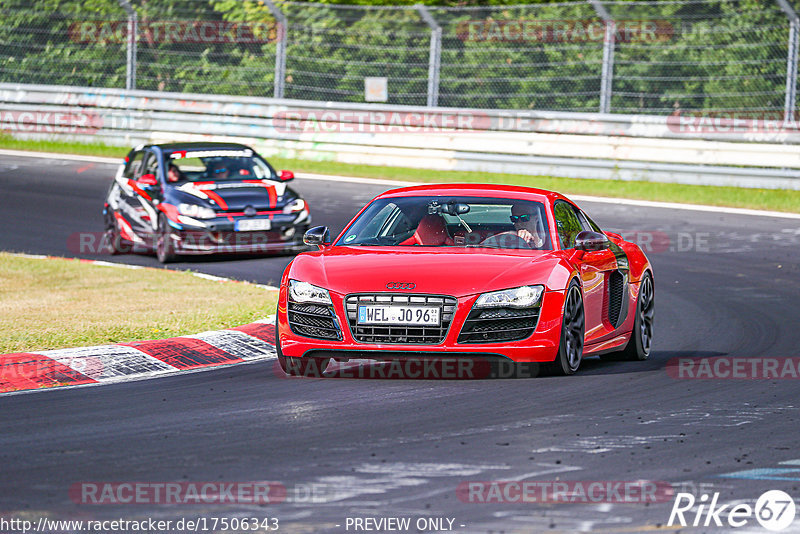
0 253 276 354
2 134 799 213
0 133 127 158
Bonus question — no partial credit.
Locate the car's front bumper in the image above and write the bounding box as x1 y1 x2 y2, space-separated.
277 286 566 364
170 212 310 255
172 228 308 255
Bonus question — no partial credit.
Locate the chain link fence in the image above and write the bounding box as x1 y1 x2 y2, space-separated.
0 0 798 116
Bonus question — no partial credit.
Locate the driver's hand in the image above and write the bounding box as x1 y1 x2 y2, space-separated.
517 229 543 248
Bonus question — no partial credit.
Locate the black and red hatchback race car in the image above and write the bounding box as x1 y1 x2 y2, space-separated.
103 142 310 262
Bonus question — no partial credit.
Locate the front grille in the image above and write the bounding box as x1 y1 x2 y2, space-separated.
608 271 625 328
288 302 341 340
345 294 457 344
457 306 540 344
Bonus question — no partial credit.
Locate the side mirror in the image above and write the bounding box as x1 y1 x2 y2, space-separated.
279 170 294 182
303 226 330 248
575 230 609 252
138 173 157 186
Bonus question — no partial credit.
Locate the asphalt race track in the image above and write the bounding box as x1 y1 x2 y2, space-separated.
3 153 800 532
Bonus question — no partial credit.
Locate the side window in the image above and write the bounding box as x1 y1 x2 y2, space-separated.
139 152 158 179
577 210 602 233
124 151 144 179
553 201 583 249
380 205 413 238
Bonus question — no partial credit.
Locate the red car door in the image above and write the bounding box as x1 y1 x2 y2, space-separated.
553 201 618 342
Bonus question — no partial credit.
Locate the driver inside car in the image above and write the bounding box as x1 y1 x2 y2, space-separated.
210 161 230 180
166 163 183 183
511 203 546 248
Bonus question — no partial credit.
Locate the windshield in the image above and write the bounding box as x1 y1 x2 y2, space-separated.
337 196 552 250
164 148 277 183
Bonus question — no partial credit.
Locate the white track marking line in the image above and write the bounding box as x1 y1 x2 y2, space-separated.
191 271 278 290
192 272 233 282
2 149 799 219
568 193 800 220
88 260 145 269
297 171 418 188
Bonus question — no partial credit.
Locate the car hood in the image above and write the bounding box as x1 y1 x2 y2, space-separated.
289 246 568 298
172 180 293 210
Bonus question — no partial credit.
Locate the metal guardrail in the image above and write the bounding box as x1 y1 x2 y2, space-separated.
1 83 799 190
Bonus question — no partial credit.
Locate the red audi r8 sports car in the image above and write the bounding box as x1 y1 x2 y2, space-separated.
276 184 654 377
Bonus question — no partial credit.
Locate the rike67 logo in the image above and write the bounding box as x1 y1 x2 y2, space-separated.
668 490 796 531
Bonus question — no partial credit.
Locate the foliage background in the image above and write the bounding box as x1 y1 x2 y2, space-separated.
0 0 795 113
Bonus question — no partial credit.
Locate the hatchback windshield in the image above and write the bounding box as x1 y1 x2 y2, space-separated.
337 196 551 250
164 148 277 183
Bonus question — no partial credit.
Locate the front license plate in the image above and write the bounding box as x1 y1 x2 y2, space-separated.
235 218 271 231
358 305 440 326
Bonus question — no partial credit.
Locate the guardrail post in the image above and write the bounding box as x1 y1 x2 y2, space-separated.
264 0 287 99
776 0 799 122
416 4 441 108
590 0 614 114
117 0 137 90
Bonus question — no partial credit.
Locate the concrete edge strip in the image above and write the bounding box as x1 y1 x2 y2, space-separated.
1 148 799 220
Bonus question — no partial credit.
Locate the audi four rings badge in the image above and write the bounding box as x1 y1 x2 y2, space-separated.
386 282 416 290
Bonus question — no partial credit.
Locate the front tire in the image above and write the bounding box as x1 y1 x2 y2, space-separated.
620 272 654 360
550 280 585 375
156 216 177 263
104 217 124 255
275 304 330 377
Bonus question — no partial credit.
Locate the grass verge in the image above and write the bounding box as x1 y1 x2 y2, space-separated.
0 253 276 354
2 135 799 213
0 134 127 158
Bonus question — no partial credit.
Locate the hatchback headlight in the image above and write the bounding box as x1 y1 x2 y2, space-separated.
474 285 544 308
178 203 216 219
289 280 332 305
283 198 306 214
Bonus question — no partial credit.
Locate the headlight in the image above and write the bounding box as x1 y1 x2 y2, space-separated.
289 280 332 305
178 203 216 219
283 198 306 214
474 285 544 308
